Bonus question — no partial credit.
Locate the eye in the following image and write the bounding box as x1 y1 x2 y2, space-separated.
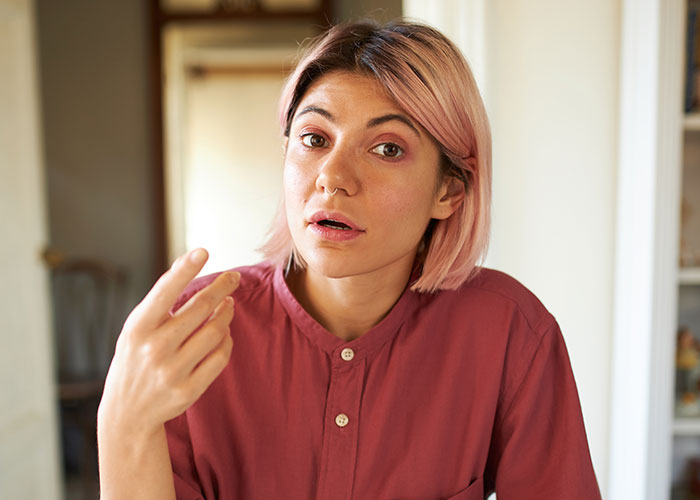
370 142 404 159
301 133 327 148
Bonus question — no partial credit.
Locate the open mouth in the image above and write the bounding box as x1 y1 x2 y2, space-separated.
316 219 353 231
308 212 364 241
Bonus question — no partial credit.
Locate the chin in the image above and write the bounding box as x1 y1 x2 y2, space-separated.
302 251 360 279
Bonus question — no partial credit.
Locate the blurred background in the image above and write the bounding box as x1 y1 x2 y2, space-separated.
2 0 695 499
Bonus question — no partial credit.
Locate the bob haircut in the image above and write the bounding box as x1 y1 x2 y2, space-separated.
260 19 492 293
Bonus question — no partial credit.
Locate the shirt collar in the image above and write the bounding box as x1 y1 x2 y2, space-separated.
271 264 422 358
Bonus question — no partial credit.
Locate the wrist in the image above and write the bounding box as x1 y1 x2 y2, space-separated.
97 404 163 445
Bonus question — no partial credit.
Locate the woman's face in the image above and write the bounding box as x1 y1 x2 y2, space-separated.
283 70 455 281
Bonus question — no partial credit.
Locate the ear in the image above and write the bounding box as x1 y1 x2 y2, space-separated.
283 136 288 154
431 175 466 220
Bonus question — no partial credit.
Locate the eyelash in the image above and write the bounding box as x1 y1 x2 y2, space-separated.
299 133 405 161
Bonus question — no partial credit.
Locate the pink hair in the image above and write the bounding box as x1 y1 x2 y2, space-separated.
259 20 492 293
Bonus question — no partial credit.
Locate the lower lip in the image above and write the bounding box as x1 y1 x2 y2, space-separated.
309 223 364 241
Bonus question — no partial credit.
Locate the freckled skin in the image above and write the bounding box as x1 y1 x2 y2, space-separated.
284 71 452 281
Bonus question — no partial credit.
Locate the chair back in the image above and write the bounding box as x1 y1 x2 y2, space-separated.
51 258 128 384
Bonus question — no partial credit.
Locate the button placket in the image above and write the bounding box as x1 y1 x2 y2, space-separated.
317 354 366 500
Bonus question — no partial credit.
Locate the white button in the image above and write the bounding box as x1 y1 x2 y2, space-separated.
335 413 349 427
341 348 354 361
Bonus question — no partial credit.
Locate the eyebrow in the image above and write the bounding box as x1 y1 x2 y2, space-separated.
367 114 421 138
294 106 421 138
295 106 334 122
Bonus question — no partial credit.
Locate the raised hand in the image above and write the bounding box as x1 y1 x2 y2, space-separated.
98 248 240 436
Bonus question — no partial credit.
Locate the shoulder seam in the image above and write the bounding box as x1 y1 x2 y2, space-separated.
462 284 554 333
497 318 558 424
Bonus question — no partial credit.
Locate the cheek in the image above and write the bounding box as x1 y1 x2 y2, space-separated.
283 159 310 204
378 183 437 235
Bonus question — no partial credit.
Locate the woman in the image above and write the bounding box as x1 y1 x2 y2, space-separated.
97 20 602 500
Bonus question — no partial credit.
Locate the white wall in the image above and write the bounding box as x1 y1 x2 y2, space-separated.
404 0 620 494
0 0 62 497
486 3 618 492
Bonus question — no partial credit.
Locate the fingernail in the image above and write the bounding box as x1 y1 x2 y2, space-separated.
224 272 239 285
190 248 206 264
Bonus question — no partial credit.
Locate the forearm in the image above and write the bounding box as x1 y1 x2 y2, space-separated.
97 415 177 500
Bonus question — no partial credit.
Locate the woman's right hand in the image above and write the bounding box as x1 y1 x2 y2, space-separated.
98 248 240 437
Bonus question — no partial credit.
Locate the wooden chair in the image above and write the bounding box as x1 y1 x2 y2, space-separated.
48 256 128 500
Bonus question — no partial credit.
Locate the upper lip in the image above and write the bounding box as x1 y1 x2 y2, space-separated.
308 210 365 231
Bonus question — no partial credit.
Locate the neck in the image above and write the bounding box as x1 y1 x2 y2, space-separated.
286 258 416 342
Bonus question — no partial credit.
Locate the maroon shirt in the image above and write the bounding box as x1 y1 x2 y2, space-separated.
165 263 601 500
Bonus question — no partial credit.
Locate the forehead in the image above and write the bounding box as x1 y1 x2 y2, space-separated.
294 71 403 118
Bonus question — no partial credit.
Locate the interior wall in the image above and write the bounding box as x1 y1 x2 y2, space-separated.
0 0 62 497
483 0 620 492
34 0 155 315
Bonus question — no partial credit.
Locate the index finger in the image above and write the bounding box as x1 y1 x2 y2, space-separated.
132 248 209 330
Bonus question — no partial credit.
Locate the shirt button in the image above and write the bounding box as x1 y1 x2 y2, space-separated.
341 348 355 361
335 413 349 427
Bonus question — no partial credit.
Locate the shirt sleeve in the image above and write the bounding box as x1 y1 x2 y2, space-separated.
485 320 602 499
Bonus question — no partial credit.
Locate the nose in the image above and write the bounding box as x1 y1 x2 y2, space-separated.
314 144 359 197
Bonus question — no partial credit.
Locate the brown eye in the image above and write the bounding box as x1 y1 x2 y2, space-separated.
383 144 399 157
371 142 404 159
301 134 327 148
